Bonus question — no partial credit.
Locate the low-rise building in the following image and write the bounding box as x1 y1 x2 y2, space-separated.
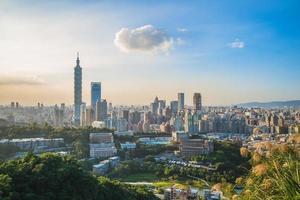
90 143 117 158
164 185 198 200
93 156 120 175
138 137 171 145
108 156 120 167
172 131 188 143
89 132 117 158
93 160 110 175
90 132 113 143
120 142 136 150
203 189 222 200
114 130 134 136
0 138 64 151
179 139 214 157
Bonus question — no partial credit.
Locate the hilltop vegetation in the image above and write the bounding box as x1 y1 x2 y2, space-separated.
213 134 300 200
0 153 158 200
237 135 300 200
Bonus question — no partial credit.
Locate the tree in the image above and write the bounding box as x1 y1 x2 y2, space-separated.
0 153 159 200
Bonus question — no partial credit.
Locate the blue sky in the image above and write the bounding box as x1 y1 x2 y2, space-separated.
0 0 299 105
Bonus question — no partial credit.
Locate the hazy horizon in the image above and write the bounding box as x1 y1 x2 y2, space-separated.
1 0 300 106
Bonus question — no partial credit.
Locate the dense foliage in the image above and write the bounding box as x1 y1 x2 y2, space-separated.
0 153 158 200
191 141 250 182
110 141 250 184
0 144 19 161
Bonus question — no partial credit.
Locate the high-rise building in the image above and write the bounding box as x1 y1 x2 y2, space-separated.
178 93 184 111
150 96 159 115
54 104 65 127
184 110 193 133
96 99 108 121
73 52 82 126
86 106 95 126
80 103 87 126
91 82 101 111
170 101 178 115
121 110 129 122
193 93 202 111
129 111 141 125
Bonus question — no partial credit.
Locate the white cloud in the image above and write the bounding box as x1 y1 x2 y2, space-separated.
114 25 175 53
177 28 188 32
228 39 245 49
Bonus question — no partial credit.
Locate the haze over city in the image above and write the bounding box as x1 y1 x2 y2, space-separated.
0 0 300 106
1 1 300 200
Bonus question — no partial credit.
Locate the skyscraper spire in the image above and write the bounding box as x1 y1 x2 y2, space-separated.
76 52 80 66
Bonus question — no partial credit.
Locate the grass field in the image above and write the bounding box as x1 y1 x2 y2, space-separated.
153 180 205 189
117 172 158 182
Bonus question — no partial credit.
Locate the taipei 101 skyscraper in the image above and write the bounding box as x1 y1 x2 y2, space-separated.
73 52 82 126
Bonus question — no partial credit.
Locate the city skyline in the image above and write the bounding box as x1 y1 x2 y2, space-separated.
0 0 300 106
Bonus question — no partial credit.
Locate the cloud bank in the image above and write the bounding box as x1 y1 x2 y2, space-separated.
0 76 44 86
228 39 245 48
114 25 175 53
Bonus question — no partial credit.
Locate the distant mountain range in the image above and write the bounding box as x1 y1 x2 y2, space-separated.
236 100 300 108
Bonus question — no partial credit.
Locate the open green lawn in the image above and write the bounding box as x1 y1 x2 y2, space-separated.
117 172 159 182
153 180 205 189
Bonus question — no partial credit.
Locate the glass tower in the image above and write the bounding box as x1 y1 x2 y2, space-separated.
91 82 101 111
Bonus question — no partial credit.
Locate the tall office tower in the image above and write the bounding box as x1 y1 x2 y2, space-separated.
150 96 159 115
158 100 166 115
54 104 63 127
54 105 60 127
80 103 87 126
100 99 108 121
10 102 15 108
73 52 82 126
59 103 65 125
193 93 202 111
144 111 152 122
54 104 65 127
178 93 185 111
96 99 108 121
129 111 141 124
184 110 193 133
86 106 95 126
95 100 101 121
108 102 113 113
158 100 166 109
121 110 129 122
15 102 19 108
170 101 178 115
91 82 101 111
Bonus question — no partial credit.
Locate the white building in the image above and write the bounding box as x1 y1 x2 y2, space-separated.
93 156 120 175
120 142 136 150
0 138 64 151
92 121 106 129
90 143 117 158
89 133 117 158
172 131 188 143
